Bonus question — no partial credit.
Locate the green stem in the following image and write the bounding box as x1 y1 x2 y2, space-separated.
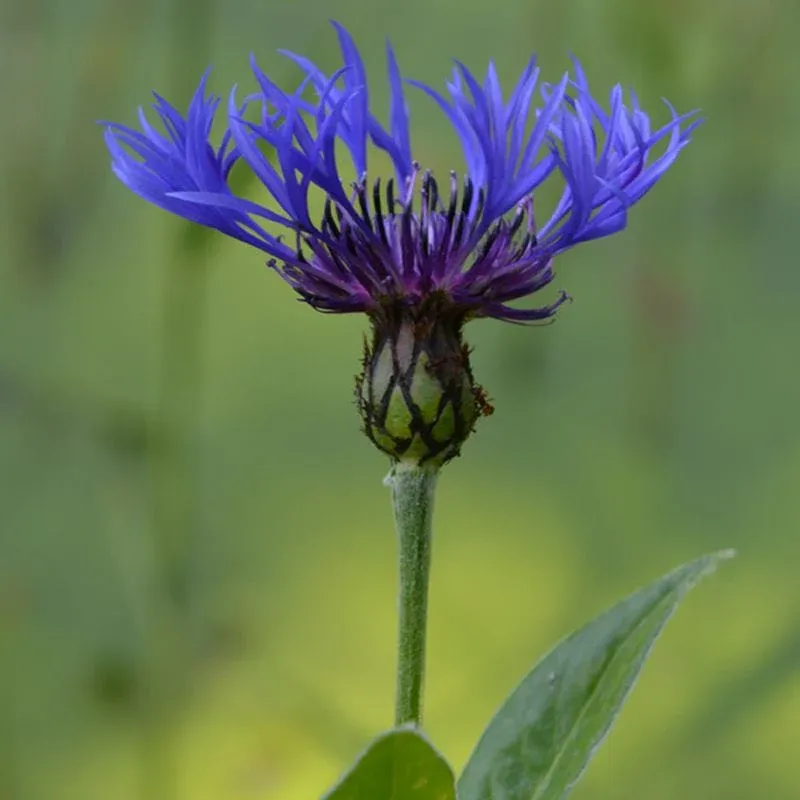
389 463 438 727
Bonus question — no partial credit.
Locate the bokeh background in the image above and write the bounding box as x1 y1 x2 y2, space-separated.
2 0 799 797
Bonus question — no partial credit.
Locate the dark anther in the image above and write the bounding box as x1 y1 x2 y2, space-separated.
453 212 466 248
513 232 532 258
420 172 429 199
477 223 503 261
444 180 457 237
386 178 396 216
357 184 373 231
372 178 383 220
323 198 340 237
474 187 486 221
295 230 306 261
425 173 440 213
461 179 474 218
421 227 430 258
345 227 358 255
509 209 525 239
418 220 430 258
372 178 391 249
401 204 414 256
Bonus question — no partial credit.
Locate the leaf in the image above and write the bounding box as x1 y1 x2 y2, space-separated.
458 550 734 800
324 727 456 800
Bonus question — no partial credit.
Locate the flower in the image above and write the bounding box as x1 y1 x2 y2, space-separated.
103 22 700 466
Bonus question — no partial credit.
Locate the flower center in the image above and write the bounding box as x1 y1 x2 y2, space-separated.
281 167 543 315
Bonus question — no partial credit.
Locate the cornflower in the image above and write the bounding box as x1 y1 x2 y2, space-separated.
104 22 698 466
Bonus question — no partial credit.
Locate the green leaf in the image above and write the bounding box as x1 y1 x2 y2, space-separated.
458 550 734 800
324 727 456 800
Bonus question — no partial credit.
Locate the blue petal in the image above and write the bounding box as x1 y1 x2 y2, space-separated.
331 20 369 176
382 41 413 184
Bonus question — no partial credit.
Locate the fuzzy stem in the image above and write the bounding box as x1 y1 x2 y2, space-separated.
388 463 438 727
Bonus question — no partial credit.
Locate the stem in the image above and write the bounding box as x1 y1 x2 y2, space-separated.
389 463 438 727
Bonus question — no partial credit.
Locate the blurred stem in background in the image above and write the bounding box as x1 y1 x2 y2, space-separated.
140 1 213 797
389 465 438 727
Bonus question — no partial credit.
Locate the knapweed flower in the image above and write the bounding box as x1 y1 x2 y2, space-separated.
104 22 699 467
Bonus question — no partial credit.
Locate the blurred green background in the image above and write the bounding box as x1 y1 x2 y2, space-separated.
2 0 799 797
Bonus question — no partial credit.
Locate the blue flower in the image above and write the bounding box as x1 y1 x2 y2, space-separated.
104 23 701 464
103 22 699 323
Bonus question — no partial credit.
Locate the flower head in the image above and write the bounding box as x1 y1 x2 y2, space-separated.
104 23 699 465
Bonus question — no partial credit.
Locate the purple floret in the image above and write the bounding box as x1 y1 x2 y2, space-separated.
104 22 699 323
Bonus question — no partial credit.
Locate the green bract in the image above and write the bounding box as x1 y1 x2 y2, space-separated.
357 297 483 466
